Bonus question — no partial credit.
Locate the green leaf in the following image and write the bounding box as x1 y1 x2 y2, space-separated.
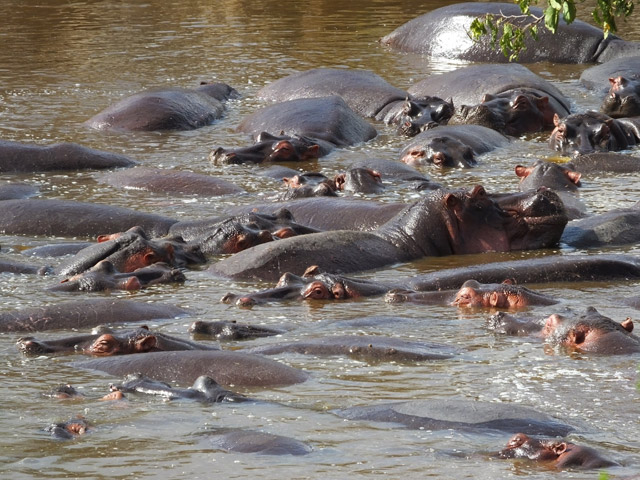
549 0 562 10
562 1 577 23
544 6 560 33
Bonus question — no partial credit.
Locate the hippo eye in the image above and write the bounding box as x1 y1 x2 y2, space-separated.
303 281 330 300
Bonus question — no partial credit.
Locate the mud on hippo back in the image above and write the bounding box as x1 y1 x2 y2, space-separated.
381 2 640 63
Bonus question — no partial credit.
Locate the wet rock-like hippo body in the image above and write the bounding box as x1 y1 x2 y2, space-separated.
209 186 567 281
0 299 189 333
0 140 137 172
189 320 284 341
500 433 619 469
334 399 573 436
247 335 458 362
204 429 313 456
0 199 176 238
399 125 508 168
17 325 216 356
85 82 238 131
580 56 640 91
381 2 640 63
75 350 309 387
111 374 248 403
257 67 407 118
561 202 640 248
97 167 244 197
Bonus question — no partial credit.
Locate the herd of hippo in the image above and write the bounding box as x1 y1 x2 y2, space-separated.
4 1 640 473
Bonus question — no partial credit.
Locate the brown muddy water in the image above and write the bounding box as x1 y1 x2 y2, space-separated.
1 1 639 478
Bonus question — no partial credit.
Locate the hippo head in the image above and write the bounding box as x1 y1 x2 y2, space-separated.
452 279 528 309
450 91 554 136
515 160 582 192
601 76 640 118
548 111 634 156
387 96 454 137
278 172 337 200
334 168 384 194
210 132 321 164
401 136 476 168
86 326 158 356
492 187 568 251
221 266 388 307
541 307 639 354
500 433 566 462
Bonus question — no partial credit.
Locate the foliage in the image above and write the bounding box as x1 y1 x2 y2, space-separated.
469 0 635 60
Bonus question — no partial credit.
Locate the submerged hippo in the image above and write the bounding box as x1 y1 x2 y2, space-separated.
549 111 640 156
0 199 176 238
50 261 186 292
0 140 137 172
399 125 508 168
542 307 639 354
204 429 313 456
380 96 454 136
516 160 582 192
334 399 573 436
561 202 640 248
0 299 189 333
601 76 640 118
110 373 248 403
45 416 89 440
17 325 216 356
85 82 238 131
96 167 244 197
381 2 640 63
499 433 619 469
189 320 284 341
212 96 377 163
247 335 458 362
75 350 309 387
580 56 640 91
208 185 567 281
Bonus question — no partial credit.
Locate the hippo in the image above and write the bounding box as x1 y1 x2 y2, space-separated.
388 280 558 309
380 2 640 64
96 167 244 197
210 186 567 282
204 429 313 456
399 125 508 168
487 312 546 336
277 172 338 200
189 320 285 341
515 160 582 193
333 168 384 194
500 433 619 469
168 210 320 255
333 399 573 436
561 202 640 248
210 131 323 165
221 266 392 307
110 373 248 403
0 259 48 275
45 416 89 440
351 158 436 187
408 64 571 128
247 335 458 362
0 199 176 238
50 261 186 292
54 226 203 277
548 111 640 156
379 96 454 136
567 152 640 173
0 299 189 333
43 384 86 400
0 140 136 172
257 67 407 118
85 82 238 131
212 96 377 163
543 307 640 354
22 242 92 259
580 56 640 91
17 325 216 356
74 350 309 387
601 76 640 118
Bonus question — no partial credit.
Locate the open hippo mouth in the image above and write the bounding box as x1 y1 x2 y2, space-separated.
494 188 568 250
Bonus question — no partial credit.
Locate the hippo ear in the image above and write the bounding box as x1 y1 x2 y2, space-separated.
481 93 496 103
334 173 346 190
305 144 320 159
303 265 320 277
553 113 561 127
514 165 532 179
550 442 567 456
621 317 634 333
135 335 157 353
444 193 460 210
489 291 500 307
565 170 582 186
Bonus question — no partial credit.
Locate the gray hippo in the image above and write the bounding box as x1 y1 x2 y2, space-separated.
85 82 238 131
211 96 377 163
561 202 640 248
333 399 573 436
408 64 571 136
208 186 567 281
380 2 640 63
96 167 244 197
0 299 189 333
0 199 177 238
499 433 619 469
0 140 137 172
399 125 508 168
74 350 309 387
580 55 640 91
203 429 313 456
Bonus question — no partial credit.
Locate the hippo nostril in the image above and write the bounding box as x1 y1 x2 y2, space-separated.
220 293 237 303
236 296 256 307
